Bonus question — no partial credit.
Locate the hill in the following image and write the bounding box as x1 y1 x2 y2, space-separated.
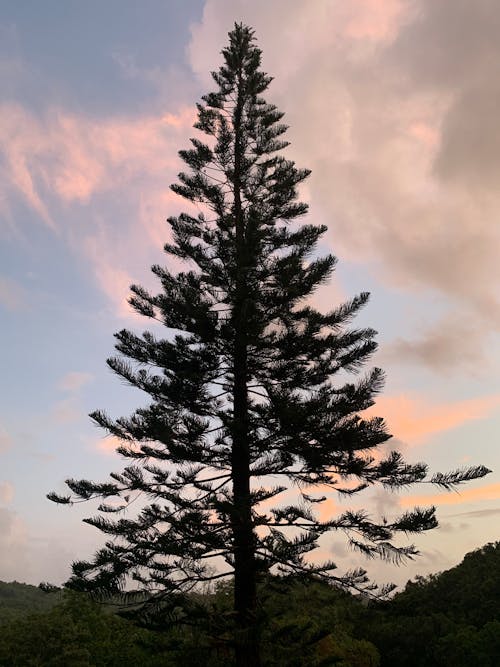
0 581 61 621
0 542 498 666
362 541 500 667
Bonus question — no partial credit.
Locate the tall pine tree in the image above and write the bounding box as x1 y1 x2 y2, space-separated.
49 24 490 666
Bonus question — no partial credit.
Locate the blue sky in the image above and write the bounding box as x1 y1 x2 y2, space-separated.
1 0 499 587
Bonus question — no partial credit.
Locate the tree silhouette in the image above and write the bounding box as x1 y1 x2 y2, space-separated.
49 24 490 666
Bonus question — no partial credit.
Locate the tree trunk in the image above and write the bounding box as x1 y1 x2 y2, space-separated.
231 67 261 667
232 343 259 666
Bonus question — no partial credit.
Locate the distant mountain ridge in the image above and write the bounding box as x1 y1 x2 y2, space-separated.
0 580 61 620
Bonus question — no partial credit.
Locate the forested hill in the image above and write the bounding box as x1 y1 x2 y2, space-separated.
384 541 500 625
0 542 498 666
365 541 500 666
0 580 61 621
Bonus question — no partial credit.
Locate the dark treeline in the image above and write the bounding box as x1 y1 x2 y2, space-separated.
0 541 498 666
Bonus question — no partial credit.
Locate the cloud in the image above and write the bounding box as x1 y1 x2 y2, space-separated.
0 103 194 209
52 372 96 424
328 539 349 559
388 0 500 90
2 0 499 334
93 434 128 456
189 0 413 82
111 50 199 110
309 277 347 316
0 506 94 585
0 425 12 453
0 481 14 504
435 82 500 191
437 521 469 534
317 497 338 522
0 102 195 316
58 371 93 393
382 312 491 374
50 398 81 425
369 486 401 518
446 507 500 520
189 0 500 357
367 392 500 444
0 106 55 228
0 507 30 581
341 0 410 42
0 276 25 311
401 482 500 508
413 546 454 572
323 528 455 591
4 0 499 334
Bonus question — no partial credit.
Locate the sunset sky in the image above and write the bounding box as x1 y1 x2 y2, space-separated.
1 0 499 588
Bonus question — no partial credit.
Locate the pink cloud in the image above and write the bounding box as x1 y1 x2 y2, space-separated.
82 231 139 319
367 393 500 444
409 121 440 149
0 276 25 311
189 1 415 93
308 279 347 315
50 107 195 204
0 102 197 317
0 103 195 212
58 372 93 392
343 0 411 42
317 497 338 522
401 482 500 508
0 482 14 505
137 187 190 250
51 398 81 425
0 104 53 227
93 435 143 457
94 435 123 455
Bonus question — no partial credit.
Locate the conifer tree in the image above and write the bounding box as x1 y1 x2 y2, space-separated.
49 24 490 667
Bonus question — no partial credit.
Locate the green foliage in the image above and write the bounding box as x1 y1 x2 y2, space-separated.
361 542 500 667
0 581 61 622
392 541 500 627
257 578 379 666
0 591 168 667
0 543 498 665
434 621 500 667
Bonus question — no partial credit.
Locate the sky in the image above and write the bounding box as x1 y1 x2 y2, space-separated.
1 0 499 589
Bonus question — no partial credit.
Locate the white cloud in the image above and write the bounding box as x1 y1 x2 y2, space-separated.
0 507 30 581
0 425 12 453
188 0 500 357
